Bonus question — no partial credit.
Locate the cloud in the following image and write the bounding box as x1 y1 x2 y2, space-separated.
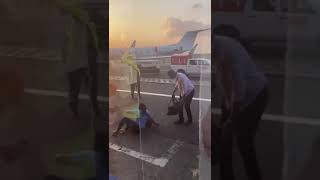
192 3 203 9
162 17 210 38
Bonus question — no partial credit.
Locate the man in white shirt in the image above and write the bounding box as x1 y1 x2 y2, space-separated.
213 35 268 180
172 70 195 126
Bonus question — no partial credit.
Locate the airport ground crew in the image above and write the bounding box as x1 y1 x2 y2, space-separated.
128 64 141 99
59 4 101 120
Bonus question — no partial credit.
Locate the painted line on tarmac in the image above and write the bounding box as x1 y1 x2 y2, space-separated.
24 88 108 102
109 140 184 168
212 108 320 126
24 88 320 126
116 89 211 102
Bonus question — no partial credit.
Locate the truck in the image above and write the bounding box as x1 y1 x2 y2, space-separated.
168 51 211 78
136 60 161 74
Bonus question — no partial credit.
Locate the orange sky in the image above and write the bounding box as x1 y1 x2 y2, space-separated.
109 0 211 53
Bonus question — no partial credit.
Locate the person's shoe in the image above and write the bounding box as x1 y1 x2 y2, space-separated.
174 120 184 125
185 121 192 126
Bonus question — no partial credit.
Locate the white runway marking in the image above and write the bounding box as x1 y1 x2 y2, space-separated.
109 76 211 86
24 88 108 102
116 89 211 102
212 108 320 126
23 88 320 126
109 140 184 168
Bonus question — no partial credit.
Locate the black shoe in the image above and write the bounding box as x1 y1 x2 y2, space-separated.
174 120 184 125
185 121 192 126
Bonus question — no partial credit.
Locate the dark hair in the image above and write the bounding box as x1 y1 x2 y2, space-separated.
177 69 186 75
139 103 147 111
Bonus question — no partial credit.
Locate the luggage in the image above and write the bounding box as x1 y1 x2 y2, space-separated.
167 96 180 115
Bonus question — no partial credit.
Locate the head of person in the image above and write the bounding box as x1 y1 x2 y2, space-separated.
139 103 147 112
176 69 187 76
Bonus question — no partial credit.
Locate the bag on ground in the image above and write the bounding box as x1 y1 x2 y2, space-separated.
167 96 180 115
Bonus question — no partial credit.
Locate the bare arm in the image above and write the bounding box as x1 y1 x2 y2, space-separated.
172 76 179 96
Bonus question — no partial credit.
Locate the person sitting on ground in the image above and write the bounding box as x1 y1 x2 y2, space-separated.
112 103 159 136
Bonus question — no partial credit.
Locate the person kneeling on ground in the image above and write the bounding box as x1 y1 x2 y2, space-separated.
112 103 159 136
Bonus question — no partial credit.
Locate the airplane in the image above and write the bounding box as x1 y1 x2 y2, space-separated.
109 28 210 59
118 39 199 74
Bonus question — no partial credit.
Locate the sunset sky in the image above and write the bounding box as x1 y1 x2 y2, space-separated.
109 0 211 53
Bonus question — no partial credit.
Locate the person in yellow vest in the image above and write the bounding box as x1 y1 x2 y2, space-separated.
127 64 141 99
58 4 108 180
60 7 101 120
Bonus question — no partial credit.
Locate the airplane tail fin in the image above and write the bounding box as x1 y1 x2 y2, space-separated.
176 28 210 51
130 40 136 48
189 44 198 56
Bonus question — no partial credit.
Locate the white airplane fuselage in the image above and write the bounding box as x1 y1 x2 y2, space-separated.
109 28 210 59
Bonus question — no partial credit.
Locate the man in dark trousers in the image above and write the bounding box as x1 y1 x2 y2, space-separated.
213 35 268 180
172 70 195 126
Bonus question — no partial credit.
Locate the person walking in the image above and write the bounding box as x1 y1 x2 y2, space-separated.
213 35 268 180
172 70 195 126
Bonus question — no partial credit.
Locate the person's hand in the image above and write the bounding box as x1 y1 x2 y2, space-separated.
172 94 175 99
